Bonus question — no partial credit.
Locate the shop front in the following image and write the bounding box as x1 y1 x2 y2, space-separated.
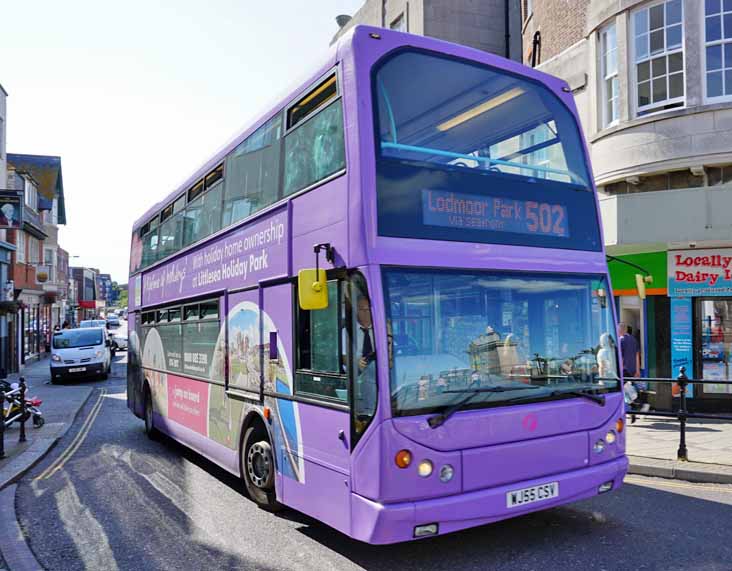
608 251 670 377
669 248 732 411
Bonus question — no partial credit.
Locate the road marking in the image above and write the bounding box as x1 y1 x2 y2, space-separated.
55 472 120 571
35 389 106 481
625 476 732 493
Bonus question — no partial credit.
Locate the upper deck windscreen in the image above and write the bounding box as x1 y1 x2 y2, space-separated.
374 50 601 251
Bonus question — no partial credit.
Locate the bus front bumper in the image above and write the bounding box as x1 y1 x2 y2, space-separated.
350 455 628 545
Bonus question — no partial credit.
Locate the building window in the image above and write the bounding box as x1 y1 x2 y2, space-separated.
633 0 684 115
16 231 25 263
390 13 406 32
704 0 732 98
28 235 40 264
23 178 38 211
601 23 619 126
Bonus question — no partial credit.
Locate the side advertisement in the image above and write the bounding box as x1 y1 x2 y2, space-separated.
142 210 287 306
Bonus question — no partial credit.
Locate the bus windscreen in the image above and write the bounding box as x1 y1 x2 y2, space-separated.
374 50 601 251
384 268 620 417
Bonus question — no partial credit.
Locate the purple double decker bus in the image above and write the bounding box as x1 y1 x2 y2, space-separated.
127 26 627 544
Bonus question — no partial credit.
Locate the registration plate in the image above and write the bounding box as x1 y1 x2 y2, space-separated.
506 482 559 508
68 367 86 373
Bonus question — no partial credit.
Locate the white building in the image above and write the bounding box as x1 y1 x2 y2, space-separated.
522 0 732 409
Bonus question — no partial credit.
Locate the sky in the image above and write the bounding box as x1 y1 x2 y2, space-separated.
0 0 364 283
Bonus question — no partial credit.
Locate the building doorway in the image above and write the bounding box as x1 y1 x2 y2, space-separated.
695 298 732 398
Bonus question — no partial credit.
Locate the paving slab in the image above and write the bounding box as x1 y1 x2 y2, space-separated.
1 358 93 490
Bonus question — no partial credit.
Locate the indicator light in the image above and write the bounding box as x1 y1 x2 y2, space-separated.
616 418 624 433
395 449 412 469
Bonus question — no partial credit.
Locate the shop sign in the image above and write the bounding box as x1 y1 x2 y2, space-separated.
0 190 23 229
668 248 732 297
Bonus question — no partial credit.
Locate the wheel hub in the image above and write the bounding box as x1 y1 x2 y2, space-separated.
247 442 272 488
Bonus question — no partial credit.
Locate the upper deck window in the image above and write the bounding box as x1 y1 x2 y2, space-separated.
284 73 345 196
223 115 282 226
373 50 600 251
288 75 337 128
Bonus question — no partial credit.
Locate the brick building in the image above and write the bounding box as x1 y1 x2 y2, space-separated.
7 154 68 364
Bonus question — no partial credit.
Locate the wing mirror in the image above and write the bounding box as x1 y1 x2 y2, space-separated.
297 242 335 310
298 269 328 310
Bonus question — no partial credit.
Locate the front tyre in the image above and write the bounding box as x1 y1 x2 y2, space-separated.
242 426 282 512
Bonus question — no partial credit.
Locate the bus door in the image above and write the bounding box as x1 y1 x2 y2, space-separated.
271 275 352 534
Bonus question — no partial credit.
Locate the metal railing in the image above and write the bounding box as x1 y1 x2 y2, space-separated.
630 367 732 461
0 377 28 459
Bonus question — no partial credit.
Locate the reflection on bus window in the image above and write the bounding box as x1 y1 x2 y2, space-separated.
374 50 589 187
284 101 345 196
295 281 348 401
184 184 223 247
349 274 377 436
383 269 618 415
223 115 282 227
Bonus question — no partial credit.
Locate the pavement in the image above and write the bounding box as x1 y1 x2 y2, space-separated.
0 356 94 490
626 414 732 483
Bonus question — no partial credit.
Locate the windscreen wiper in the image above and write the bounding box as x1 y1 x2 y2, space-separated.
506 387 606 406
428 385 540 429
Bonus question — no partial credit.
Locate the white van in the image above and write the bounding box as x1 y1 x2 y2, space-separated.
50 327 113 383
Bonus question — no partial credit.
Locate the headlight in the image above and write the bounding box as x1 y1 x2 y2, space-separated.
605 430 617 444
593 439 606 454
95 350 104 359
417 460 433 478
51 354 61 362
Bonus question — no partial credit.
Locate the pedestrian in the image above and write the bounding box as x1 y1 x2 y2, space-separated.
62 320 70 329
618 322 648 422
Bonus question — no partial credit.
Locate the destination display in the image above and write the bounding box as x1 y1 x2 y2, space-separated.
422 189 569 238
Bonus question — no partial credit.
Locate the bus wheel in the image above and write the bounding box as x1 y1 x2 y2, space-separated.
242 425 282 512
144 384 158 440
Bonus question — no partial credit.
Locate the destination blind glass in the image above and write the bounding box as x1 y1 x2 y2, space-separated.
373 50 601 251
422 190 569 238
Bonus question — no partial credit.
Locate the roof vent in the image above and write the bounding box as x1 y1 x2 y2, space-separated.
335 14 352 28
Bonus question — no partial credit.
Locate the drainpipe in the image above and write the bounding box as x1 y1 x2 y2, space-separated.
505 0 511 59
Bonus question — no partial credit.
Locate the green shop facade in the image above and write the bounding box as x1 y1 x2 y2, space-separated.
609 248 732 411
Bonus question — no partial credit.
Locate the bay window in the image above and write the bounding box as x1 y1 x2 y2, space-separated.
633 0 684 115
705 0 732 99
601 23 619 126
